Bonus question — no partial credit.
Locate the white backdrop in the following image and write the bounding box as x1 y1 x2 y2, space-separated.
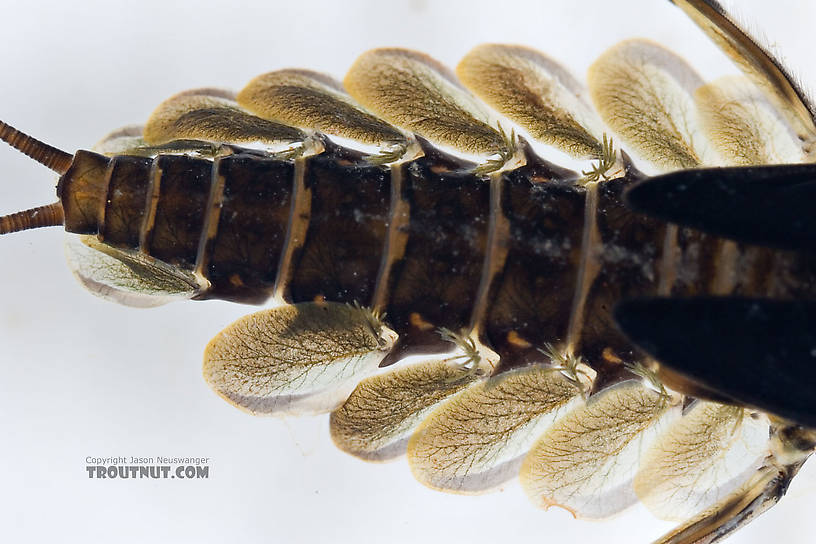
0 1 814 542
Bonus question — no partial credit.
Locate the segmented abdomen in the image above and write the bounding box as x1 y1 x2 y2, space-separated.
74 135 815 383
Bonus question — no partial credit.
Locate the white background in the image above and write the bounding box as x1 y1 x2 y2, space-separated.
0 0 814 542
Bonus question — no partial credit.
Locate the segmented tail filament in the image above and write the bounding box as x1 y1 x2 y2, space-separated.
0 120 73 174
0 120 72 234
0 202 64 235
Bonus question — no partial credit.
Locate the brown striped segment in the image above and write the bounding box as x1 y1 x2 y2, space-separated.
468 172 509 335
57 150 111 235
200 154 294 303
94 159 117 239
371 162 410 313
100 155 153 249
273 154 312 302
193 155 227 286
565 181 600 357
146 155 212 268
576 176 668 375
381 145 490 363
139 158 162 253
288 142 391 306
483 168 585 370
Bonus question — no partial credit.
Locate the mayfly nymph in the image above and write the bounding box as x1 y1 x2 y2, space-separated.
1 1 814 543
